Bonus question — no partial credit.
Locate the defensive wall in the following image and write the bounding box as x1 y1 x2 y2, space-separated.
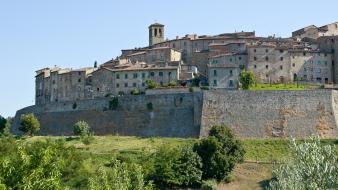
12 90 338 138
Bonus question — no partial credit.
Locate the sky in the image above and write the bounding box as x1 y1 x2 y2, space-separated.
0 0 337 117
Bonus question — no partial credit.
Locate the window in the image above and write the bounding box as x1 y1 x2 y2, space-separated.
304 68 307 72
336 24 338 29
78 72 81 76
324 53 327 57
316 77 322 82
183 42 187 46
254 57 257 61
280 50 284 53
142 82 145 87
154 28 157 36
213 70 217 76
229 80 234 87
124 83 128 87
292 63 295 67
133 73 138 78
116 74 120 79
266 74 269 78
150 72 155 77
133 83 137 87
304 75 307 79
125 74 128 79
78 79 81 83
159 72 163 76
116 83 120 88
230 58 232 62
254 49 256 53
239 57 242 60
303 52 306 56
317 61 321 65
266 65 269 69
142 73 145 78
265 57 269 61
160 81 163 86
97 88 100 92
229 70 233 76
254 65 257 69
280 57 283 61
52 80 55 84
168 72 172 77
159 28 162 36
213 80 217 86
280 65 283 70
265 49 268 53
325 61 328 65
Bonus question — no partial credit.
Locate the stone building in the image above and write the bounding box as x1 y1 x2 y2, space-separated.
292 22 338 40
126 47 181 65
207 64 239 89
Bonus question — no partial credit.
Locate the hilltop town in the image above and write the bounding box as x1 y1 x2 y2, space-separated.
35 22 338 104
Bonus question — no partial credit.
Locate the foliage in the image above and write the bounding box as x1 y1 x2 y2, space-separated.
145 80 158 89
239 70 256 90
19 113 40 136
201 180 218 190
193 125 245 181
81 133 95 145
168 80 176 87
109 97 119 110
0 116 5 134
191 78 201 87
0 139 65 190
1 117 13 137
89 159 153 190
249 83 320 91
200 86 210 90
131 88 141 95
152 145 202 187
268 138 338 190
73 121 91 136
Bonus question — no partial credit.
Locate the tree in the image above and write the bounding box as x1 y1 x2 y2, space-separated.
145 80 158 89
193 125 245 181
239 70 255 90
268 138 338 190
73 121 90 136
89 160 153 190
2 117 13 137
0 116 6 134
94 61 97 68
152 145 202 187
19 113 40 136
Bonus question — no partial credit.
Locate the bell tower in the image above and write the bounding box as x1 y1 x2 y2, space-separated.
149 23 165 46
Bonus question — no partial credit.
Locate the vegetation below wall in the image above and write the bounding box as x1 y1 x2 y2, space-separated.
1 136 336 189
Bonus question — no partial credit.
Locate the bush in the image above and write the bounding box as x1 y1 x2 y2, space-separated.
1 117 13 137
131 88 141 95
73 121 90 136
19 113 40 136
168 81 176 87
89 159 153 190
152 145 202 187
145 80 158 89
201 180 217 190
268 138 338 190
239 70 255 90
81 133 95 145
109 97 118 110
193 125 245 181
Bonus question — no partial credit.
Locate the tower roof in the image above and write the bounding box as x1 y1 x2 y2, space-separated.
149 23 164 28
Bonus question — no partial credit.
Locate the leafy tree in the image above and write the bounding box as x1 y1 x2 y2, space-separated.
89 159 153 190
73 121 90 136
19 113 40 136
94 61 97 68
152 145 202 187
0 140 66 190
0 116 6 134
131 88 141 95
145 80 158 89
168 81 177 87
239 70 255 90
193 125 245 181
268 138 338 190
109 97 119 110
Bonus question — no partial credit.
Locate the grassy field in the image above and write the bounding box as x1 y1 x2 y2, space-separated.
249 83 321 90
23 136 338 189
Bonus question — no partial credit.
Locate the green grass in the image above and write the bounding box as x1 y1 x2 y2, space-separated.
249 83 321 90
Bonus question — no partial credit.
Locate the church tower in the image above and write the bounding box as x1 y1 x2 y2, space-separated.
149 23 165 46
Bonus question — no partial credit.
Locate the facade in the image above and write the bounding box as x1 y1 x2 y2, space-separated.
292 22 338 40
207 64 239 89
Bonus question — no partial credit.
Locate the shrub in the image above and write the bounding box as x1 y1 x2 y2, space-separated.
193 125 245 181
109 97 119 110
152 145 202 187
268 138 338 190
89 160 153 190
81 133 95 145
201 180 217 190
239 70 255 90
145 80 158 89
19 113 40 136
168 81 176 87
73 121 90 136
1 117 13 137
131 88 141 95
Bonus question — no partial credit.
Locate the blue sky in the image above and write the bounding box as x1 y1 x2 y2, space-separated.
0 0 337 117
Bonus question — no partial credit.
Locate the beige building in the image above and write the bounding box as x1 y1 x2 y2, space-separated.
292 22 338 40
126 47 181 65
207 64 239 89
